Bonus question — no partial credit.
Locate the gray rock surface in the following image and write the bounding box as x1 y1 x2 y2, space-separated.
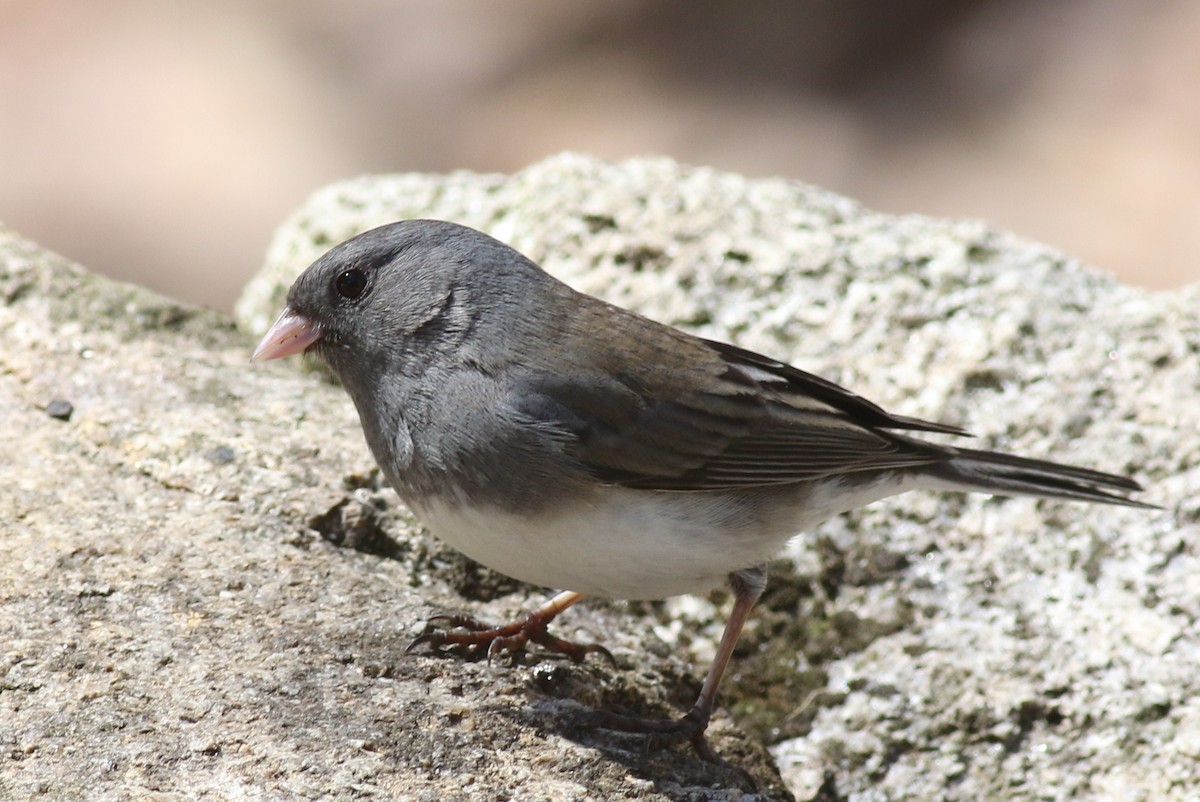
0 222 787 802
5 153 1197 801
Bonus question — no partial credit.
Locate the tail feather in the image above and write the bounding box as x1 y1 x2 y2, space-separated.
926 446 1156 509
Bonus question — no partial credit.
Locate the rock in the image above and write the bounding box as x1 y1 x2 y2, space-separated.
0 221 789 801
5 152 1197 801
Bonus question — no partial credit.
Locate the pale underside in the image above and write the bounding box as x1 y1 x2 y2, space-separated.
412 471 927 599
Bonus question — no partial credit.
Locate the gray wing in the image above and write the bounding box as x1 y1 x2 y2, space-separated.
510 337 964 491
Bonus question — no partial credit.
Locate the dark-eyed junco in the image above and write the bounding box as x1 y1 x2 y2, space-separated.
252 219 1150 759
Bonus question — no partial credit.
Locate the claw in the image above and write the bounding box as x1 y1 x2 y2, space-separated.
403 632 434 655
589 707 713 755
404 591 614 665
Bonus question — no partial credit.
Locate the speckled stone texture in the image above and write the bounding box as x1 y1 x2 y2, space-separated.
0 221 788 802
4 153 1196 801
239 154 1198 800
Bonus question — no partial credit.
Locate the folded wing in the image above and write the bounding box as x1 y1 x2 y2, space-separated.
511 336 959 491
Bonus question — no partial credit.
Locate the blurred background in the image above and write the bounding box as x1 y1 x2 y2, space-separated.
2 0 1198 312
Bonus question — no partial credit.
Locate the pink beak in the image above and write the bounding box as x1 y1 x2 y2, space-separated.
251 307 323 362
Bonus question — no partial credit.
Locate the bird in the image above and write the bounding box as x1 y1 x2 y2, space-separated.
251 219 1150 760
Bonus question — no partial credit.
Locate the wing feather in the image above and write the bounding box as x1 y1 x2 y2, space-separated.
510 332 965 491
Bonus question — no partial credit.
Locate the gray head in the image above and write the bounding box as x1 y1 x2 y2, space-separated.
251 220 555 382
252 219 599 505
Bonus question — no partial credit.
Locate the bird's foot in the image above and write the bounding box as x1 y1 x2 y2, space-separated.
585 706 719 760
407 609 614 665
585 706 756 787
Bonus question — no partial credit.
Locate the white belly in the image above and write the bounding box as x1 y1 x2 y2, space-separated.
410 474 919 599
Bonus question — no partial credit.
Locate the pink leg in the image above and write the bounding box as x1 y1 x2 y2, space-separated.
589 567 766 761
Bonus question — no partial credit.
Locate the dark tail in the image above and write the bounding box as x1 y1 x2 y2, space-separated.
925 446 1156 509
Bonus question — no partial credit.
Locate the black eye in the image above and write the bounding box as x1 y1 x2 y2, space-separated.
334 268 368 300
